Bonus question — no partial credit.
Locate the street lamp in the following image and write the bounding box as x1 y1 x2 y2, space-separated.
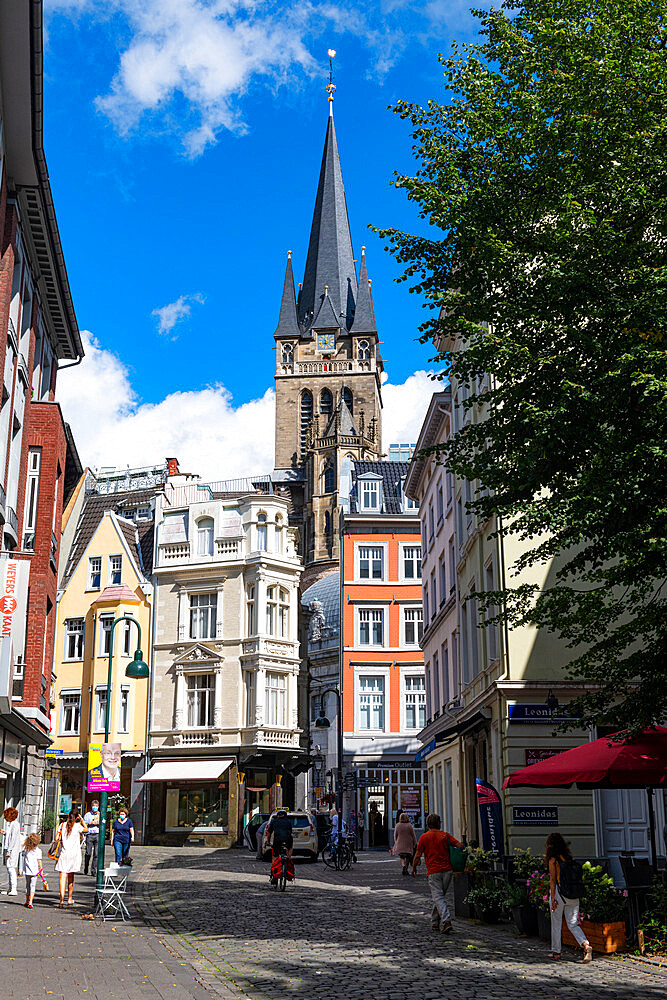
95 614 149 899
312 687 343 848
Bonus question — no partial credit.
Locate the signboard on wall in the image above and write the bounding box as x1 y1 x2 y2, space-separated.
508 704 581 725
524 748 561 767
400 786 421 821
476 779 505 855
512 806 559 826
0 558 30 713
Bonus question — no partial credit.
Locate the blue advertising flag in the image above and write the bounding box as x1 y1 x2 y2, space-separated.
476 778 505 856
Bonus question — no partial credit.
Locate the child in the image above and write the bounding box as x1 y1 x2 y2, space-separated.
22 833 46 909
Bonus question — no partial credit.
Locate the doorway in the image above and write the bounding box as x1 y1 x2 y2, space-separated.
368 791 388 847
598 788 664 883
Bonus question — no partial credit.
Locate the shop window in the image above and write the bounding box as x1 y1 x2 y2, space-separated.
187 673 215 728
165 784 229 831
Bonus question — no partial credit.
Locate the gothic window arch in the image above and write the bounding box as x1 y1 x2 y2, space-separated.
320 387 333 416
281 342 294 364
323 458 335 495
357 339 370 361
342 387 353 414
300 390 313 456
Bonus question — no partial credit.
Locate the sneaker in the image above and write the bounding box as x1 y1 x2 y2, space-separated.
440 920 453 934
8 890 18 896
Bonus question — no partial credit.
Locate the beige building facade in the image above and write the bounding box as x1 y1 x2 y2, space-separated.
144 473 304 847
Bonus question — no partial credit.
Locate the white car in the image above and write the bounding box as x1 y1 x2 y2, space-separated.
260 810 318 861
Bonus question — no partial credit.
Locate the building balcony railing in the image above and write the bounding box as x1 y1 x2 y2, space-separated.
241 637 299 660
215 538 242 559
278 358 376 377
241 726 301 749
158 540 191 562
173 729 225 746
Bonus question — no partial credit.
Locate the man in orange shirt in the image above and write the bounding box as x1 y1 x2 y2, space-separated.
411 813 462 933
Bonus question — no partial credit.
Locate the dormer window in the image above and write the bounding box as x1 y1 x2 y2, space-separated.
401 477 419 512
281 342 294 364
197 517 214 556
359 477 382 512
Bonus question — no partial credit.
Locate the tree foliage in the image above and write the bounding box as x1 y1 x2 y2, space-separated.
380 0 667 731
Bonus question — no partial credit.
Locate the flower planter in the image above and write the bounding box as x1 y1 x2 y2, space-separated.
562 919 626 954
537 907 551 941
454 873 475 919
478 907 501 924
511 903 539 937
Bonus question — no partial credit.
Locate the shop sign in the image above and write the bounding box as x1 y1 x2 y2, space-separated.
415 739 436 762
2 730 22 770
45 748 63 756
0 558 30 714
512 806 558 826
525 748 561 767
400 786 421 821
508 704 581 724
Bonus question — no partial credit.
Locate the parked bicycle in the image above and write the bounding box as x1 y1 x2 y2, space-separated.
321 834 356 871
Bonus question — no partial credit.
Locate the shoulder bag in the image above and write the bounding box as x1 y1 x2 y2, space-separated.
47 824 63 862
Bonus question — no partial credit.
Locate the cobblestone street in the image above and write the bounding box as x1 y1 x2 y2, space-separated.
0 847 665 1000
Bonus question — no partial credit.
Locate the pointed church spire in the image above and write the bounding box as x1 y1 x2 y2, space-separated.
298 102 357 334
274 251 301 339
350 247 377 334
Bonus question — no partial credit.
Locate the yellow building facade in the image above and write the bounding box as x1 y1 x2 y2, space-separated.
51 503 153 835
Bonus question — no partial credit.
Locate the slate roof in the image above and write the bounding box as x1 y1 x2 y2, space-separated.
323 397 357 438
274 253 301 339
297 112 357 334
95 584 141 604
301 571 340 638
61 487 157 588
350 250 376 335
349 460 412 514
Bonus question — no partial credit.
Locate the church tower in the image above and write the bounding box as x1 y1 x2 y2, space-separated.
274 88 383 585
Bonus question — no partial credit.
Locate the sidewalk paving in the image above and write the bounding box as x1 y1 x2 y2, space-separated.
0 852 209 1000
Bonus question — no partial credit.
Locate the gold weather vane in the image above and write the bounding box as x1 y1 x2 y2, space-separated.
327 49 337 109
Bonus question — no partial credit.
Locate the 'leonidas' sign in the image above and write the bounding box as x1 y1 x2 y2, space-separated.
0 558 30 713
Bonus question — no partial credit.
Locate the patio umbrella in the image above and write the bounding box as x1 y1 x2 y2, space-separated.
502 727 667 864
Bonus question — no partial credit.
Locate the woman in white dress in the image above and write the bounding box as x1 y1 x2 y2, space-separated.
54 810 88 907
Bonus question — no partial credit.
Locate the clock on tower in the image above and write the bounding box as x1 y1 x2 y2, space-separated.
316 332 336 353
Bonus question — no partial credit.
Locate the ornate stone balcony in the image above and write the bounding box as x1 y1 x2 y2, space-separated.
173 729 225 746
241 637 299 662
241 726 301 749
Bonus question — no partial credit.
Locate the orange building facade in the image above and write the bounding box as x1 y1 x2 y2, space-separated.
340 460 426 849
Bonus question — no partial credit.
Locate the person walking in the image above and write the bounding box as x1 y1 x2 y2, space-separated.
110 807 134 863
54 809 88 907
411 813 462 933
83 800 100 875
2 807 21 896
22 833 46 909
392 812 417 876
546 832 593 963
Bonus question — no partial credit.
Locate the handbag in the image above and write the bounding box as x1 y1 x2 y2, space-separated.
47 825 63 862
449 843 468 873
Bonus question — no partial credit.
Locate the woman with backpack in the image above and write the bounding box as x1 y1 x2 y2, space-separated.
545 832 593 962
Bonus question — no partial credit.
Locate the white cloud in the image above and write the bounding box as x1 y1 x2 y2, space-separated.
152 292 205 337
57 332 434 479
382 369 441 449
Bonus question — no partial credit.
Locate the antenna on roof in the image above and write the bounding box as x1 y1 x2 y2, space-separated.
327 49 336 114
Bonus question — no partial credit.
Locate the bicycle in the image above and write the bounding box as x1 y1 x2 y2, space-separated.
321 835 352 871
270 844 290 891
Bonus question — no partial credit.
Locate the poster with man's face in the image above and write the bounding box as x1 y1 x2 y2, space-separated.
87 742 121 791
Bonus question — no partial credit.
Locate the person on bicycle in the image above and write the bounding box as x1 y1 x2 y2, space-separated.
267 809 293 859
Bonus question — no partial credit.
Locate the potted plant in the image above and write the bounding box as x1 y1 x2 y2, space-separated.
465 883 508 924
562 862 627 954
454 846 497 919
41 804 57 844
637 877 667 957
506 880 539 936
525 868 551 940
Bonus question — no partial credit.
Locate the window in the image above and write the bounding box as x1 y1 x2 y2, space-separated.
405 675 426 730
278 588 289 638
64 618 84 660
449 538 457 594
122 620 132 656
187 673 215 727
404 607 424 646
437 483 444 523
281 342 294 364
88 556 101 590
135 506 151 520
428 502 435 543
360 478 381 512
439 554 447 605
444 761 453 830
189 593 217 640
108 555 122 586
469 586 480 677
357 339 370 361
359 608 384 646
433 651 440 710
22 448 41 550
60 691 81 735
430 571 437 618
94 687 108 732
423 583 429 628
118 687 130 732
446 473 454 508
485 560 498 663
247 585 256 635
403 545 422 580
401 477 418 512
256 513 267 551
300 390 313 455
359 676 384 730
358 545 383 580
323 459 335 494
197 517 214 556
320 388 333 415
266 586 277 635
342 387 353 413
275 515 284 553
245 672 256 726
442 642 451 704
456 497 464 548
265 672 287 727
99 614 113 655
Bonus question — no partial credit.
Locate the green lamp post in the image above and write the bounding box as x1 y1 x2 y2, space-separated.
95 614 149 899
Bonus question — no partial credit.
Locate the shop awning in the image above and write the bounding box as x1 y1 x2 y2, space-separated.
139 758 234 783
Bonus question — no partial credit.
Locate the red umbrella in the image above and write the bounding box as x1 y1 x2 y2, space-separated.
502 727 667 790
503 726 667 865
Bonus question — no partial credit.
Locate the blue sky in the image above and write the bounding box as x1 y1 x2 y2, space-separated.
46 0 480 476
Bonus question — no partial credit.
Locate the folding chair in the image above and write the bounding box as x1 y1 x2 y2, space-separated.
95 866 131 921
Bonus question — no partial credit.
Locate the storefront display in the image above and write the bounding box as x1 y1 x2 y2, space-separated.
165 780 229 832
350 765 427 847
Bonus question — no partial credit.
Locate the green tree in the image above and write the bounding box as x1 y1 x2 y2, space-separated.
380 0 667 731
